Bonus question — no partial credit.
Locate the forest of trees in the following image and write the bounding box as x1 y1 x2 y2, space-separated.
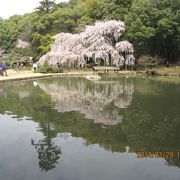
0 0 179 63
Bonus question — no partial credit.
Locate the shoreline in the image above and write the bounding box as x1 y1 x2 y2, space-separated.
0 69 179 83
0 69 94 83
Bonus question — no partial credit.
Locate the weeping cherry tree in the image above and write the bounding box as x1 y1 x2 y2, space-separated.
38 20 135 69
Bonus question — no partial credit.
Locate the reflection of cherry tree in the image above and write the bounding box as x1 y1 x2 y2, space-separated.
38 20 135 68
31 123 61 172
38 78 134 125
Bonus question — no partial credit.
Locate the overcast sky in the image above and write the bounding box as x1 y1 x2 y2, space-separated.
0 0 68 19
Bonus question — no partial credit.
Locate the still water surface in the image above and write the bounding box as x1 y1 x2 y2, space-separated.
0 77 180 180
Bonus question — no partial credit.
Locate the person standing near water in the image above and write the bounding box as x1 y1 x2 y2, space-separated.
1 61 7 76
33 62 38 72
16 60 21 72
57 62 61 68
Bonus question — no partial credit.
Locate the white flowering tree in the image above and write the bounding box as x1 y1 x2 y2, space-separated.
38 20 135 69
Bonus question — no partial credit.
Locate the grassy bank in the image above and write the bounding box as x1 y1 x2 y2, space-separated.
153 66 180 77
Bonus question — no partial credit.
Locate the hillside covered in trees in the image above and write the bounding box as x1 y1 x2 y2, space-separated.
0 0 179 65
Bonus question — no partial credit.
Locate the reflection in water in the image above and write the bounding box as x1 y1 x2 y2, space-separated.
18 90 30 99
31 123 61 172
38 78 134 125
33 81 38 87
0 77 180 174
0 86 7 98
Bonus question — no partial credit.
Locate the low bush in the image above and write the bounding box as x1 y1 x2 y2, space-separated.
37 66 47 73
137 55 165 67
37 62 64 73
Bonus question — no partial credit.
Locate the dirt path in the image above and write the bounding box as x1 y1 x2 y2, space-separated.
0 69 93 83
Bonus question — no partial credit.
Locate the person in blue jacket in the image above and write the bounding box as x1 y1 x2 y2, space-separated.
1 61 7 76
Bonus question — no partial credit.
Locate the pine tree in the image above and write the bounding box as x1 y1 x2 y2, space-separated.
36 0 56 13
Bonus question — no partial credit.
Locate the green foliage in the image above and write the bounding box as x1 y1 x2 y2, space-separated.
36 0 56 13
125 0 179 62
6 51 21 62
77 16 93 25
0 13 36 50
37 66 47 73
71 0 132 21
0 0 179 64
37 61 64 73
31 33 54 56
153 66 180 76
50 67 64 73
32 7 79 35
12 47 34 57
30 6 80 56
39 34 54 55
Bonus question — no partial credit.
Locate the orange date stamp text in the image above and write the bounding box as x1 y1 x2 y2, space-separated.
136 151 180 159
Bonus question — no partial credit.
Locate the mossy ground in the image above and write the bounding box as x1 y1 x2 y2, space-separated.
153 66 180 76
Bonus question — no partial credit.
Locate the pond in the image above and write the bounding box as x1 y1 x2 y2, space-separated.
0 76 180 180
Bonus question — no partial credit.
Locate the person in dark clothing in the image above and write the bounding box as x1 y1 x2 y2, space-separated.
1 61 7 76
57 62 61 68
16 61 21 71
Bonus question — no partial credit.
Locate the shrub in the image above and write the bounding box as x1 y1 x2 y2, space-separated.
37 66 47 73
50 67 64 73
37 61 64 73
137 55 165 67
